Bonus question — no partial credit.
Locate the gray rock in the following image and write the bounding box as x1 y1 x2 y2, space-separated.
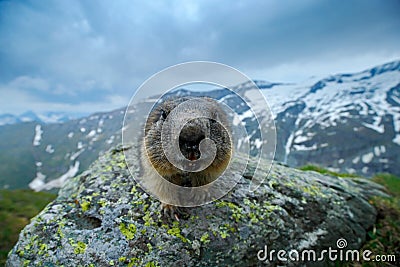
7 144 388 266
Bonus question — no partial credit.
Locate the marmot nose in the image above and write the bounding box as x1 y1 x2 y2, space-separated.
180 124 203 141
178 126 205 161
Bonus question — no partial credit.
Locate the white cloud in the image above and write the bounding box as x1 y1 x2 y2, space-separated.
0 78 127 115
246 52 400 83
0 0 399 114
8 76 50 92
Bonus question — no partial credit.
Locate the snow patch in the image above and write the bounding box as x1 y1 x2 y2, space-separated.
29 172 47 191
33 125 43 146
86 130 96 138
45 145 55 154
362 122 384 134
293 144 317 151
374 146 380 156
346 168 356 174
393 135 400 145
237 138 243 150
30 161 80 191
67 132 74 138
362 152 374 164
362 166 369 174
218 94 235 103
253 138 263 149
294 135 309 143
232 114 243 126
284 132 295 163
233 110 253 126
77 142 83 149
70 149 85 161
327 167 340 173
106 135 115 144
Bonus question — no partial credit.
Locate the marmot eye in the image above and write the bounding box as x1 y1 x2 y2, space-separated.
160 109 167 120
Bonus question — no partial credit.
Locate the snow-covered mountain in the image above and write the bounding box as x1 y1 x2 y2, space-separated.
162 60 400 177
0 111 83 126
0 60 398 191
0 109 125 190
0 113 20 125
259 60 400 176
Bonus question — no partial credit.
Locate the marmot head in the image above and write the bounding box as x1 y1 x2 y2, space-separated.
143 96 232 179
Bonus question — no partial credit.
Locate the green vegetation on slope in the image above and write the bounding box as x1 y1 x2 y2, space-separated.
299 164 358 178
0 123 37 190
372 173 400 197
363 174 400 265
0 189 56 265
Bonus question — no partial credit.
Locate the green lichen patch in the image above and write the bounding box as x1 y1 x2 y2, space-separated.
119 223 137 240
80 200 90 212
200 232 210 244
215 200 243 222
68 238 87 254
127 257 141 267
301 184 328 198
144 261 160 267
218 224 231 239
166 225 188 243
37 243 48 255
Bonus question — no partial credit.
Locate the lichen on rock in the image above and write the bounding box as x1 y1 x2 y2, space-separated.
7 144 388 266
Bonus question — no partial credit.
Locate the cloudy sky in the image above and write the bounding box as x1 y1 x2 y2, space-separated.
0 0 399 115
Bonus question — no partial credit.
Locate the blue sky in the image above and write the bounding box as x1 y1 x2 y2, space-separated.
0 0 399 115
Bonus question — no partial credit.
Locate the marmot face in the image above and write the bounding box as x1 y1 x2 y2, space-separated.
178 118 208 161
142 96 232 187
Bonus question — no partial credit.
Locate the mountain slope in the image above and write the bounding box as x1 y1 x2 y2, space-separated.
0 60 399 190
0 109 125 190
261 60 400 175
0 111 83 126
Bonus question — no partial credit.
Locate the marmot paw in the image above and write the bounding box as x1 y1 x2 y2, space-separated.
160 203 182 221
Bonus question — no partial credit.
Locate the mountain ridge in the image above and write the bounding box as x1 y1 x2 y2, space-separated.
0 111 88 126
0 60 399 190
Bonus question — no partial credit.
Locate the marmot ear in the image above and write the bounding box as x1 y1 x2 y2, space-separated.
211 110 220 122
160 109 167 120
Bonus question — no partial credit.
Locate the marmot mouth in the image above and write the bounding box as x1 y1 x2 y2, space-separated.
179 135 205 161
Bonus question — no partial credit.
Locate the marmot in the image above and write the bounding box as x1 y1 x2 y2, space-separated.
140 96 232 219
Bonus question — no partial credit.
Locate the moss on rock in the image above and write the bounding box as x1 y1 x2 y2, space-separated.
6 144 389 266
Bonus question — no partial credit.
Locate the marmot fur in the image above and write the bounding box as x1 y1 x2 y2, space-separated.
140 96 232 219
